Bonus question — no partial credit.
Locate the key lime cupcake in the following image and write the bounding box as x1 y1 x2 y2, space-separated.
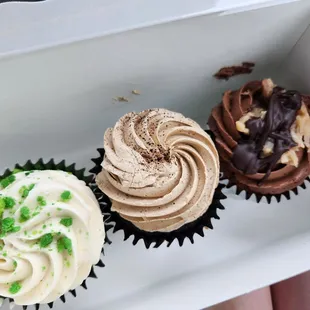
0 160 105 308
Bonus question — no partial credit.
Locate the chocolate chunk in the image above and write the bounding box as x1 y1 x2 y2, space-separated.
214 62 255 81
232 88 302 182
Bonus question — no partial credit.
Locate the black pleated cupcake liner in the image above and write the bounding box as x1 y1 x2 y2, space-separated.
90 148 227 249
205 129 310 204
221 175 310 204
0 158 111 309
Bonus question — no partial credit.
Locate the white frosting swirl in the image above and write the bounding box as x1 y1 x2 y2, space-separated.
96 109 219 232
0 170 105 305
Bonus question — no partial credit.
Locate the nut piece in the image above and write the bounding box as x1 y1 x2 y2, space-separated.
236 108 266 134
262 140 274 157
236 114 251 134
262 78 275 98
281 147 299 167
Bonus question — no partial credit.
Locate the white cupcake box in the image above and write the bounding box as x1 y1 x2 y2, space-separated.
1 0 310 309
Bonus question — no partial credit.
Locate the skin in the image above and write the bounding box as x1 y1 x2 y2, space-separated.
206 271 310 310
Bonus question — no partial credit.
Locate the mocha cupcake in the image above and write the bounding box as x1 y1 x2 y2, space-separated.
208 79 310 201
0 163 105 307
94 108 226 247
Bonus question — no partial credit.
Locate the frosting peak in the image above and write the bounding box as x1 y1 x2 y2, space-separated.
97 109 219 232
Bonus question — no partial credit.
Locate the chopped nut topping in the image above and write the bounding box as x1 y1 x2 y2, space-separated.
262 78 275 98
262 140 274 157
235 97 309 167
236 108 266 135
291 103 310 149
281 147 300 167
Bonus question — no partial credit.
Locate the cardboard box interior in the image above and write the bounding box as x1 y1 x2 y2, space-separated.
1 1 310 309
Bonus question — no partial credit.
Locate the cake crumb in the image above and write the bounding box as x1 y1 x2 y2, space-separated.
132 90 141 95
113 96 129 103
214 62 255 80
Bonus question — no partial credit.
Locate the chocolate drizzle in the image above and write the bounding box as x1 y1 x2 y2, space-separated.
232 87 302 182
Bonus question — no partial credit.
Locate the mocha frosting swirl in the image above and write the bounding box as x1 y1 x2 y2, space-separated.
96 109 219 232
208 79 310 195
0 170 105 305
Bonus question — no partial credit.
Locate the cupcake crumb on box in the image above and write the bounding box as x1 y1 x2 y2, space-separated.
214 62 255 80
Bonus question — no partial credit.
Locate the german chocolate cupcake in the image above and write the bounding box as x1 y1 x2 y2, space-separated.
94 108 226 248
208 79 310 202
0 160 105 308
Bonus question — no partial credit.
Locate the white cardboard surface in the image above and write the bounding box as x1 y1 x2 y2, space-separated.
0 1 310 309
0 0 300 57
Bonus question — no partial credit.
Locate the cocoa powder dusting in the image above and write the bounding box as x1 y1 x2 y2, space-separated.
140 146 171 164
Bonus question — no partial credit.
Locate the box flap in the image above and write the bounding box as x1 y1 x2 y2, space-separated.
0 0 301 57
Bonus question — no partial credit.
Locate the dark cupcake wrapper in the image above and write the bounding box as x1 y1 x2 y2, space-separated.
221 175 310 204
205 129 310 204
0 158 111 309
90 148 227 249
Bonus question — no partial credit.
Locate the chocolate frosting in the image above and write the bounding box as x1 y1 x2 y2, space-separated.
208 80 310 195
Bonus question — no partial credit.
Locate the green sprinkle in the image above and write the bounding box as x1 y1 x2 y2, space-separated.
57 237 72 255
2 197 16 209
51 272 54 277
13 261 17 269
19 186 29 199
47 213 51 217
9 282 21 294
39 234 53 248
24 231 27 236
12 169 23 174
0 246 3 251
25 171 34 176
11 226 20 233
32 230 38 235
60 191 72 202
32 212 40 217
43 225 46 229
42 266 46 271
1 217 15 235
1 175 16 189
60 218 72 227
19 207 30 222
57 208 62 211
3 252 7 257
0 199 5 218
37 196 46 206
19 184 35 199
65 260 71 268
